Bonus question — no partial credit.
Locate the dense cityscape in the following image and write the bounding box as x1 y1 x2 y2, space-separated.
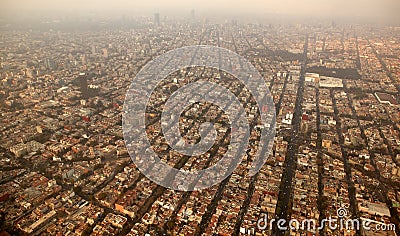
0 11 400 236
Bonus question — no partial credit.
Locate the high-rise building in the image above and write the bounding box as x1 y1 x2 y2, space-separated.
102 48 108 58
44 58 56 70
190 9 195 21
77 73 89 98
154 13 160 26
81 55 87 65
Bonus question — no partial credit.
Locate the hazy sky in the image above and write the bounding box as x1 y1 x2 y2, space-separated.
1 0 399 23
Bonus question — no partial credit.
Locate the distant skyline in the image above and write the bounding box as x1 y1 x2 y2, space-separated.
1 0 399 24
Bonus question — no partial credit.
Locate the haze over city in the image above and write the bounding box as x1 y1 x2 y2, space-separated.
0 0 399 236
1 0 400 24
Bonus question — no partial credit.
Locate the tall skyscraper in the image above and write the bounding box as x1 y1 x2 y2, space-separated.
190 9 195 21
154 13 160 27
77 73 89 98
44 58 55 70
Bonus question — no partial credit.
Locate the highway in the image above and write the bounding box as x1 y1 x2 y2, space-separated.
272 35 308 236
